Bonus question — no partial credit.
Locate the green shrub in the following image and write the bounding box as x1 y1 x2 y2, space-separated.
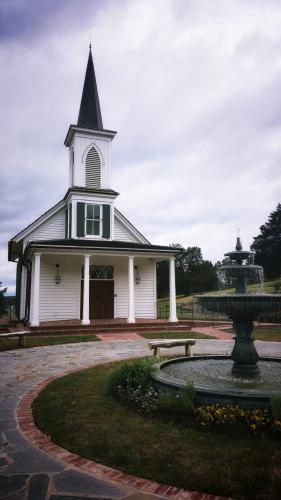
108 358 154 396
271 396 281 420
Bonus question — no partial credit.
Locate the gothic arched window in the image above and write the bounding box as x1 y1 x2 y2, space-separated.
85 146 101 189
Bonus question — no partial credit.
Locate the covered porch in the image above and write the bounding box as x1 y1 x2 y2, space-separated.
26 240 179 327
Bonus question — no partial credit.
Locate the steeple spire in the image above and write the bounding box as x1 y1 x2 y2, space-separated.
77 46 103 130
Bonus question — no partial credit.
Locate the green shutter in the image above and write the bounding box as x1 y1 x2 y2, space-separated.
102 204 110 239
77 202 85 237
65 208 68 238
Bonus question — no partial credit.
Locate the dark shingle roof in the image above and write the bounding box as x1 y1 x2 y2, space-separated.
77 47 103 130
25 239 181 254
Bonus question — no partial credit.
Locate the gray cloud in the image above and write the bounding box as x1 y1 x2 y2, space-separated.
1 0 281 294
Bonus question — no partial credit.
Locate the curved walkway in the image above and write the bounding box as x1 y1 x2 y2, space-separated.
1 338 280 500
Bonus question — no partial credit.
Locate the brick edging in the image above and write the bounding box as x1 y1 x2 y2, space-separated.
17 364 227 500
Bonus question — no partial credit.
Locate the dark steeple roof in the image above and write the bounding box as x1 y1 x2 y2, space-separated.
77 46 103 130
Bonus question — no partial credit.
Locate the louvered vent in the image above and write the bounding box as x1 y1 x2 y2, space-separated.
85 146 101 189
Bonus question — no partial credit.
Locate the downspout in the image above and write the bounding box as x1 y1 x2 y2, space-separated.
22 257 32 325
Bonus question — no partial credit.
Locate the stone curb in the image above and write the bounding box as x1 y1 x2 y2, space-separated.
17 363 231 500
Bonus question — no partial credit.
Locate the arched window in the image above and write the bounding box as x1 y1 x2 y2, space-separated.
85 146 101 189
81 265 114 280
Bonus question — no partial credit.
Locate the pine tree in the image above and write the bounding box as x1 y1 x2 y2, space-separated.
251 203 281 279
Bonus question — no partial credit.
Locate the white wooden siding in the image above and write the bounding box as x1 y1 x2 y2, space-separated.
24 208 65 247
36 255 156 322
134 259 156 319
20 266 27 319
114 217 138 243
39 255 81 321
114 257 156 319
114 258 128 318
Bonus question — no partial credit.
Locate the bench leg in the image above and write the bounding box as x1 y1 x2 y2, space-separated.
152 347 160 360
185 345 190 357
18 335 25 348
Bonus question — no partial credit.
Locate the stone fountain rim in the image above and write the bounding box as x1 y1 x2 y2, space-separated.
151 355 281 400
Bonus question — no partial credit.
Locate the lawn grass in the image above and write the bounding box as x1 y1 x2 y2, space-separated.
253 328 281 342
140 331 214 339
32 360 281 499
223 327 281 342
0 334 100 352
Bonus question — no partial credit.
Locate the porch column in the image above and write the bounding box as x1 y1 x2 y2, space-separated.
169 257 178 322
30 253 41 327
127 255 135 323
82 254 91 325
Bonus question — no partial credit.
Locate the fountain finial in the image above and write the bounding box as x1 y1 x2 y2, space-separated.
236 236 242 251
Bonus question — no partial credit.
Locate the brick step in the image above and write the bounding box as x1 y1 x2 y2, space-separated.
29 321 191 332
27 323 194 336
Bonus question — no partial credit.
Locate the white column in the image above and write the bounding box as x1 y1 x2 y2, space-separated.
30 253 41 327
127 255 135 323
169 257 178 322
82 254 91 325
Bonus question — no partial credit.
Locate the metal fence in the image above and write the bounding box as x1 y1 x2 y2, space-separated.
157 298 281 325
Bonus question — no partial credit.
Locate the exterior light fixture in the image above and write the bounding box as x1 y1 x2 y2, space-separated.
55 264 61 285
134 265 141 285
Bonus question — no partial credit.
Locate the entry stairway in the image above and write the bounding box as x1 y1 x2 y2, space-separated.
28 320 195 336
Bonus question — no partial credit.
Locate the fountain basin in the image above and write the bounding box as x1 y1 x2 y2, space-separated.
151 356 281 409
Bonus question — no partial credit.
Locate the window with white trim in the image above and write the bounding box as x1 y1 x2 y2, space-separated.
85 204 103 236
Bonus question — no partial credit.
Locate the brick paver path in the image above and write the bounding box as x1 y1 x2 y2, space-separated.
1 338 280 499
96 332 144 341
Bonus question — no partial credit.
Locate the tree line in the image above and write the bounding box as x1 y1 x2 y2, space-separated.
157 203 281 298
157 246 219 298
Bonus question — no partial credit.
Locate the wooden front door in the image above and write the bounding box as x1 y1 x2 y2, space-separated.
89 281 114 319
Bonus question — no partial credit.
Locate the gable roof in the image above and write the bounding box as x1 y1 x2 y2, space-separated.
10 198 66 243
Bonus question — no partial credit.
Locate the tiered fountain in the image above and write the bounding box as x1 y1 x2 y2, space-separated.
152 238 281 408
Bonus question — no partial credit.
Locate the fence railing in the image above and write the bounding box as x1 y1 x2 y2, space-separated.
157 300 281 324
157 302 228 322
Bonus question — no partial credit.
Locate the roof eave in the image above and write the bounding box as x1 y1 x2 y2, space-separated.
25 240 182 256
64 125 117 147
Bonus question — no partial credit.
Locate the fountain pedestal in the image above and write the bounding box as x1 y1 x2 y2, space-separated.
231 319 260 376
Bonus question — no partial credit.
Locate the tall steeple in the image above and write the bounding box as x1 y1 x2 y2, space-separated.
77 45 103 130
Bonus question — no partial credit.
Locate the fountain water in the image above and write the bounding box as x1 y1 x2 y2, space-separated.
152 238 281 408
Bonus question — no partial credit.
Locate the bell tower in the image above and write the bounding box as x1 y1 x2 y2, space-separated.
64 47 118 241
64 46 116 190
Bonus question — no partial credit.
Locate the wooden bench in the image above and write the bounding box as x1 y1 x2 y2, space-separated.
148 339 196 360
0 331 26 347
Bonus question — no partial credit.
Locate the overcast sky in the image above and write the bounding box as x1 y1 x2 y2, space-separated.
1 0 281 295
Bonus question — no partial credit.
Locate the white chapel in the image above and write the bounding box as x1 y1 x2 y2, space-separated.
9 48 180 327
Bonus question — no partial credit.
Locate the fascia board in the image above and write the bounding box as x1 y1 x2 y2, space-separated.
26 245 179 260
67 192 117 204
